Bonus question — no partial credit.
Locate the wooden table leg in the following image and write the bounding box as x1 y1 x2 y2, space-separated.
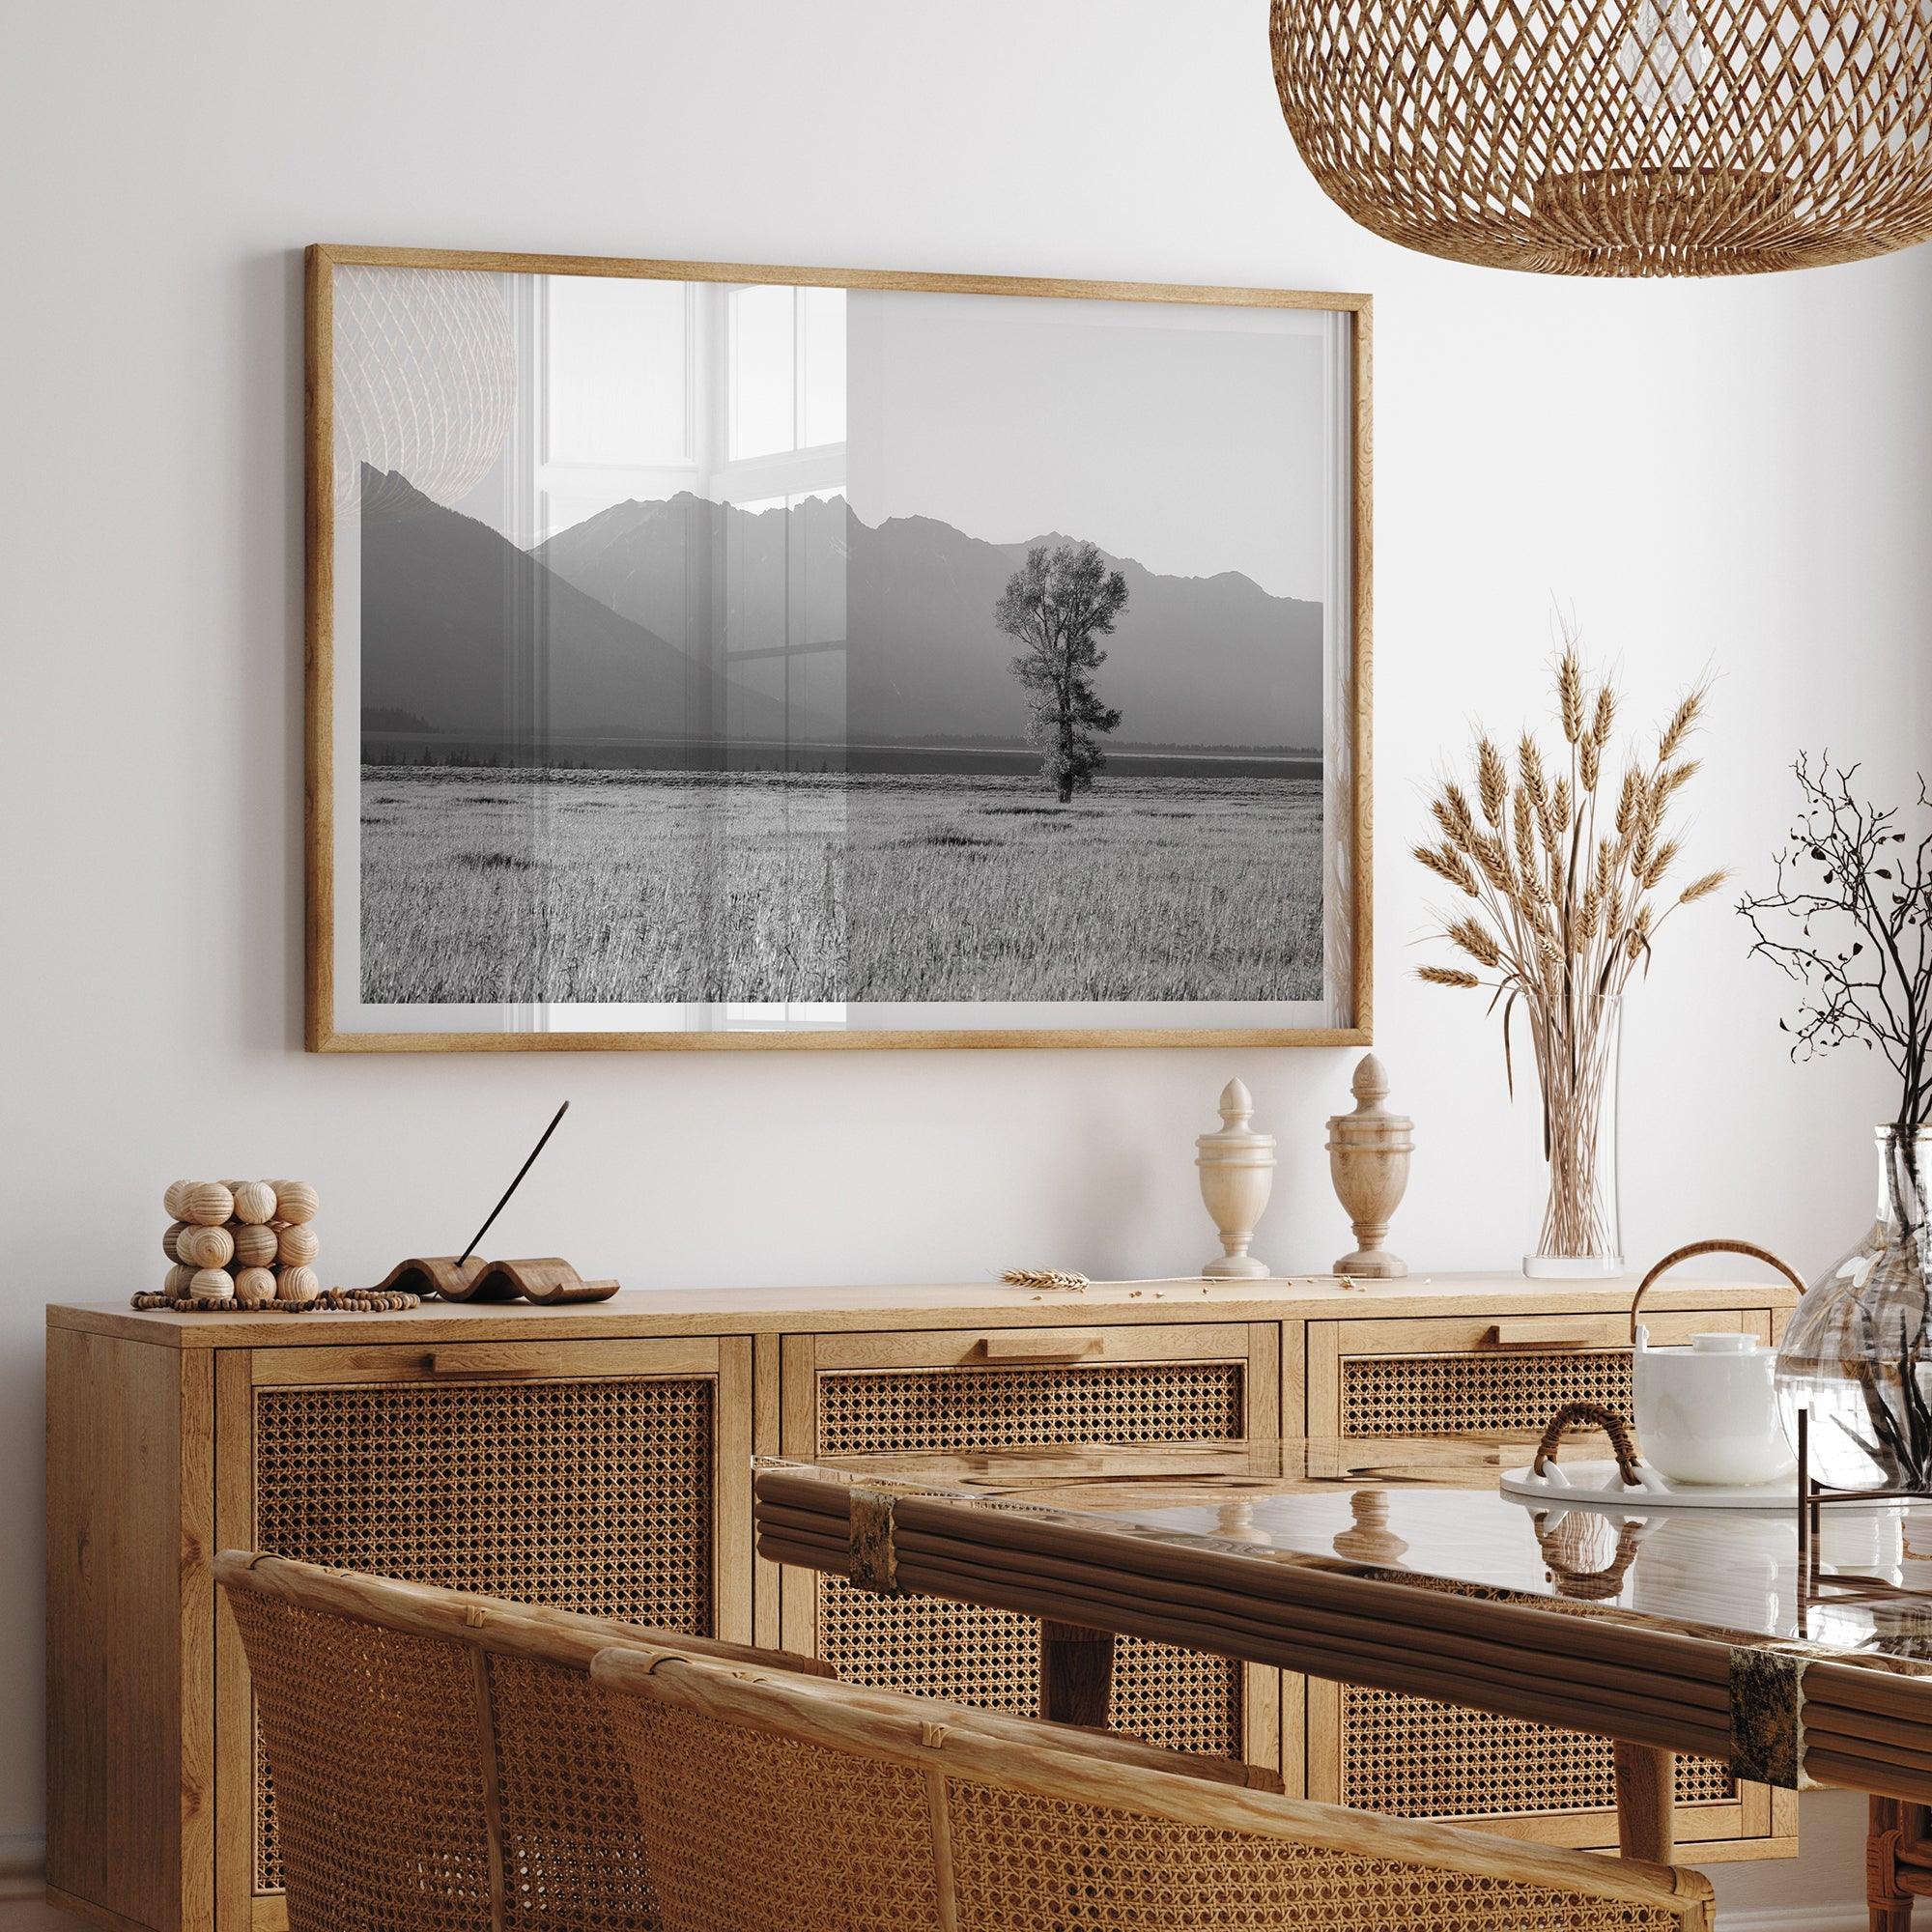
1869 1796 1917 1932
1612 1741 1676 1864
1038 1619 1116 1729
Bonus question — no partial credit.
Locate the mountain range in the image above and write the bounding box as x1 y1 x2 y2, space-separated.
359 469 785 745
361 470 1322 757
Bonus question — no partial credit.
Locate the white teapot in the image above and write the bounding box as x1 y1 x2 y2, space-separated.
1633 1330 1794 1486
1629 1240 1808 1488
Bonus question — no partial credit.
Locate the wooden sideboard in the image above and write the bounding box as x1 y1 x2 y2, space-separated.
45 1272 1799 1932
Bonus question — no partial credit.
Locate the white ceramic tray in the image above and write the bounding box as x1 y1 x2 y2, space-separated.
1500 1459 1800 1511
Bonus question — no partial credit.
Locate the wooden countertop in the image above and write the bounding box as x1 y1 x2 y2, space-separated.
46 1270 1798 1348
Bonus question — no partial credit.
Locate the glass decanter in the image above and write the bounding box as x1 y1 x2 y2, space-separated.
1776 1123 1932 1491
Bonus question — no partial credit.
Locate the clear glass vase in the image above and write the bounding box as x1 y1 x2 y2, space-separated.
1776 1123 1932 1492
1522 993 1623 1278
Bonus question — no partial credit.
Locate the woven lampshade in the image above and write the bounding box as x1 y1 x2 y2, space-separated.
1270 0 1932 275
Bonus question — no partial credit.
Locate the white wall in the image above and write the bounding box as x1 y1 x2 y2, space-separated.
3 2 1927 1916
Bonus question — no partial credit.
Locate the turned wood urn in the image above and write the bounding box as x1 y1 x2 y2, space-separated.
1325 1054 1412 1278
1196 1078 1276 1279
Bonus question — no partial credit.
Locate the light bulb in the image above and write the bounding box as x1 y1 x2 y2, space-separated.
1616 0 1712 113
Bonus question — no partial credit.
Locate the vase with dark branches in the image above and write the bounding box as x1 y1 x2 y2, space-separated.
1741 756 1932 1492
1415 642 1726 1276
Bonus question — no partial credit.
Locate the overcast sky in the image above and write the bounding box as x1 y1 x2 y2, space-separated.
847 290 1337 603
404 271 1341 604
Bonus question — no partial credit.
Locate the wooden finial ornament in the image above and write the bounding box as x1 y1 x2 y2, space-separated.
1325 1054 1412 1279
1332 1489 1410 1565
1196 1079 1276 1280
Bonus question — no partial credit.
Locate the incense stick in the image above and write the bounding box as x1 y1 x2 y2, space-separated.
457 1102 570 1266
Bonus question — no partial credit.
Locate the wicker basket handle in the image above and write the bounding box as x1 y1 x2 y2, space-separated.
1530 1511 1647 1601
1628 1238 1807 1344
1532 1400 1644 1488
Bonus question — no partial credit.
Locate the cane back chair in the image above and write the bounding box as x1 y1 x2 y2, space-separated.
213 1549 837 1932
590 1644 1720 1932
214 1550 1278 1932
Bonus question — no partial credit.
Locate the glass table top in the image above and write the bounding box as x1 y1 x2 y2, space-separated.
755 1435 1932 1668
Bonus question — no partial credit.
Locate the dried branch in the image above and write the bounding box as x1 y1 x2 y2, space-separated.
1738 755 1932 1128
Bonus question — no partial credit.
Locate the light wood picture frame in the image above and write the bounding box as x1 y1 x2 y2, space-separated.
305 244 1372 1052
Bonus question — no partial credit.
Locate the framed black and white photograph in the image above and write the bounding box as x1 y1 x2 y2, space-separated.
305 246 1371 1051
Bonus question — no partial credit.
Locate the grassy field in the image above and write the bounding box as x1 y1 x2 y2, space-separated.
359 767 1323 1006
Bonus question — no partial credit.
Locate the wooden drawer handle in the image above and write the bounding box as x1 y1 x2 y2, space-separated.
975 1332 1107 1365
418 1351 542 1379
1477 1319 1610 1350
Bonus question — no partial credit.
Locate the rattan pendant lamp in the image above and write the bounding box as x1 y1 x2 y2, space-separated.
1269 0 1932 273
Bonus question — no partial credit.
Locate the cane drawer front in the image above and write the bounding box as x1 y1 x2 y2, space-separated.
783 1323 1278 1767
222 1338 749 1910
1305 1309 1782 1854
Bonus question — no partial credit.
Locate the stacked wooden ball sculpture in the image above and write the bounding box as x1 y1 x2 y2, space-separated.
156 1179 321 1308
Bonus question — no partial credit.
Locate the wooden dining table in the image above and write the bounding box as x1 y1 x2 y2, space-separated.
753 1435 1932 1868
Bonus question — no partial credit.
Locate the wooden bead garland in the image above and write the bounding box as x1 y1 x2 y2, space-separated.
132 1178 399 1314
284 1287 419 1313
128 1283 420 1314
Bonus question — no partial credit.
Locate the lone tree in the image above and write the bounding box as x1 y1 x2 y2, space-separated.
993 541 1127 803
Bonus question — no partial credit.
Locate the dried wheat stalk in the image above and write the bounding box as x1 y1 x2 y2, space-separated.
1000 1267 1093 1292
1414 639 1727 1261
